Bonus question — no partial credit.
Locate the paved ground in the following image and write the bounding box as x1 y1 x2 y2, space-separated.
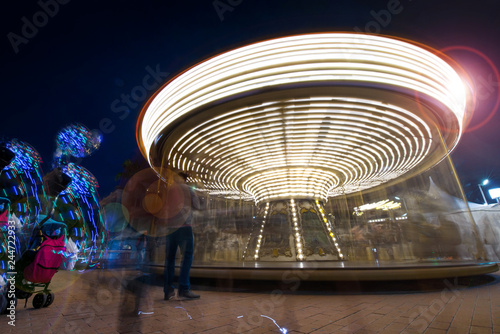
2 267 500 333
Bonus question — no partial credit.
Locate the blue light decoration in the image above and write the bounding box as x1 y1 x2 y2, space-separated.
50 123 108 270
0 131 107 297
61 163 99 198
56 163 107 270
2 138 42 174
0 139 44 291
54 123 101 166
0 138 44 223
43 122 107 272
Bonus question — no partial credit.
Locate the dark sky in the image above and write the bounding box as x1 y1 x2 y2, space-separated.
1 0 499 203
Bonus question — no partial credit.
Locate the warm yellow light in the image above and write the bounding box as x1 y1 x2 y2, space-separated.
138 33 470 203
355 199 402 212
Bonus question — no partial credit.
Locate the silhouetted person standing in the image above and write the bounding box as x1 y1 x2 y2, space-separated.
136 231 147 270
163 172 200 300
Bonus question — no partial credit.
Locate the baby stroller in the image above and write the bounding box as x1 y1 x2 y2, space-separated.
0 143 74 310
14 168 72 309
14 216 68 308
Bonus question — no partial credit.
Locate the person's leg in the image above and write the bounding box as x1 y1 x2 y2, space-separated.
178 226 194 292
163 230 178 296
136 248 145 270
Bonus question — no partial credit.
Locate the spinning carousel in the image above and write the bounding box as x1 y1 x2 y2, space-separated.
135 33 497 280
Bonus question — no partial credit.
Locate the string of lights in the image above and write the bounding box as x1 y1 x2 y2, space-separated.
138 33 471 204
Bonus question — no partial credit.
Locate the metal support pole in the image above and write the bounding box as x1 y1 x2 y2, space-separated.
478 184 488 205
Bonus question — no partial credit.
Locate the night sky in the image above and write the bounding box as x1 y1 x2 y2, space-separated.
1 0 499 203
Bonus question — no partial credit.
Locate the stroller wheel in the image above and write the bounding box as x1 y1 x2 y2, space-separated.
43 292 55 307
32 293 47 309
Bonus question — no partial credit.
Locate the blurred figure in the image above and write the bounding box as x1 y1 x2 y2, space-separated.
163 172 201 300
136 230 147 270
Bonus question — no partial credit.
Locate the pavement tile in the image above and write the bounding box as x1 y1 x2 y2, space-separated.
95 328 120 333
448 326 474 334
423 328 446 334
352 330 378 334
470 326 494 334
382 321 408 333
428 320 449 330
339 322 365 332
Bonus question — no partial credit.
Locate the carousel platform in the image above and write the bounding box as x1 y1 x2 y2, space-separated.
147 261 499 281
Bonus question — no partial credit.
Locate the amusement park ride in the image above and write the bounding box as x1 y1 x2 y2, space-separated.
135 32 498 279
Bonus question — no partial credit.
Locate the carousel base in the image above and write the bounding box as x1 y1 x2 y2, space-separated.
147 261 499 281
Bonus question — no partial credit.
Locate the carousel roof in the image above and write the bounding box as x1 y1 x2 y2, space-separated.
137 33 472 203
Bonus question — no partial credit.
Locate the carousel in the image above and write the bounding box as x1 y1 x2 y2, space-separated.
134 33 498 280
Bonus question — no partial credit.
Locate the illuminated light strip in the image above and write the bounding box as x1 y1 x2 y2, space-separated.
241 168 340 188
197 151 356 177
203 136 414 201
180 125 418 176
254 202 270 260
140 34 466 156
139 33 469 203
315 200 343 259
203 120 412 159
290 199 305 261
145 56 464 144
175 103 426 162
174 103 428 153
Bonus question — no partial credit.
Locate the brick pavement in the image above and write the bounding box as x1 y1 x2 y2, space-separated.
2 268 500 333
